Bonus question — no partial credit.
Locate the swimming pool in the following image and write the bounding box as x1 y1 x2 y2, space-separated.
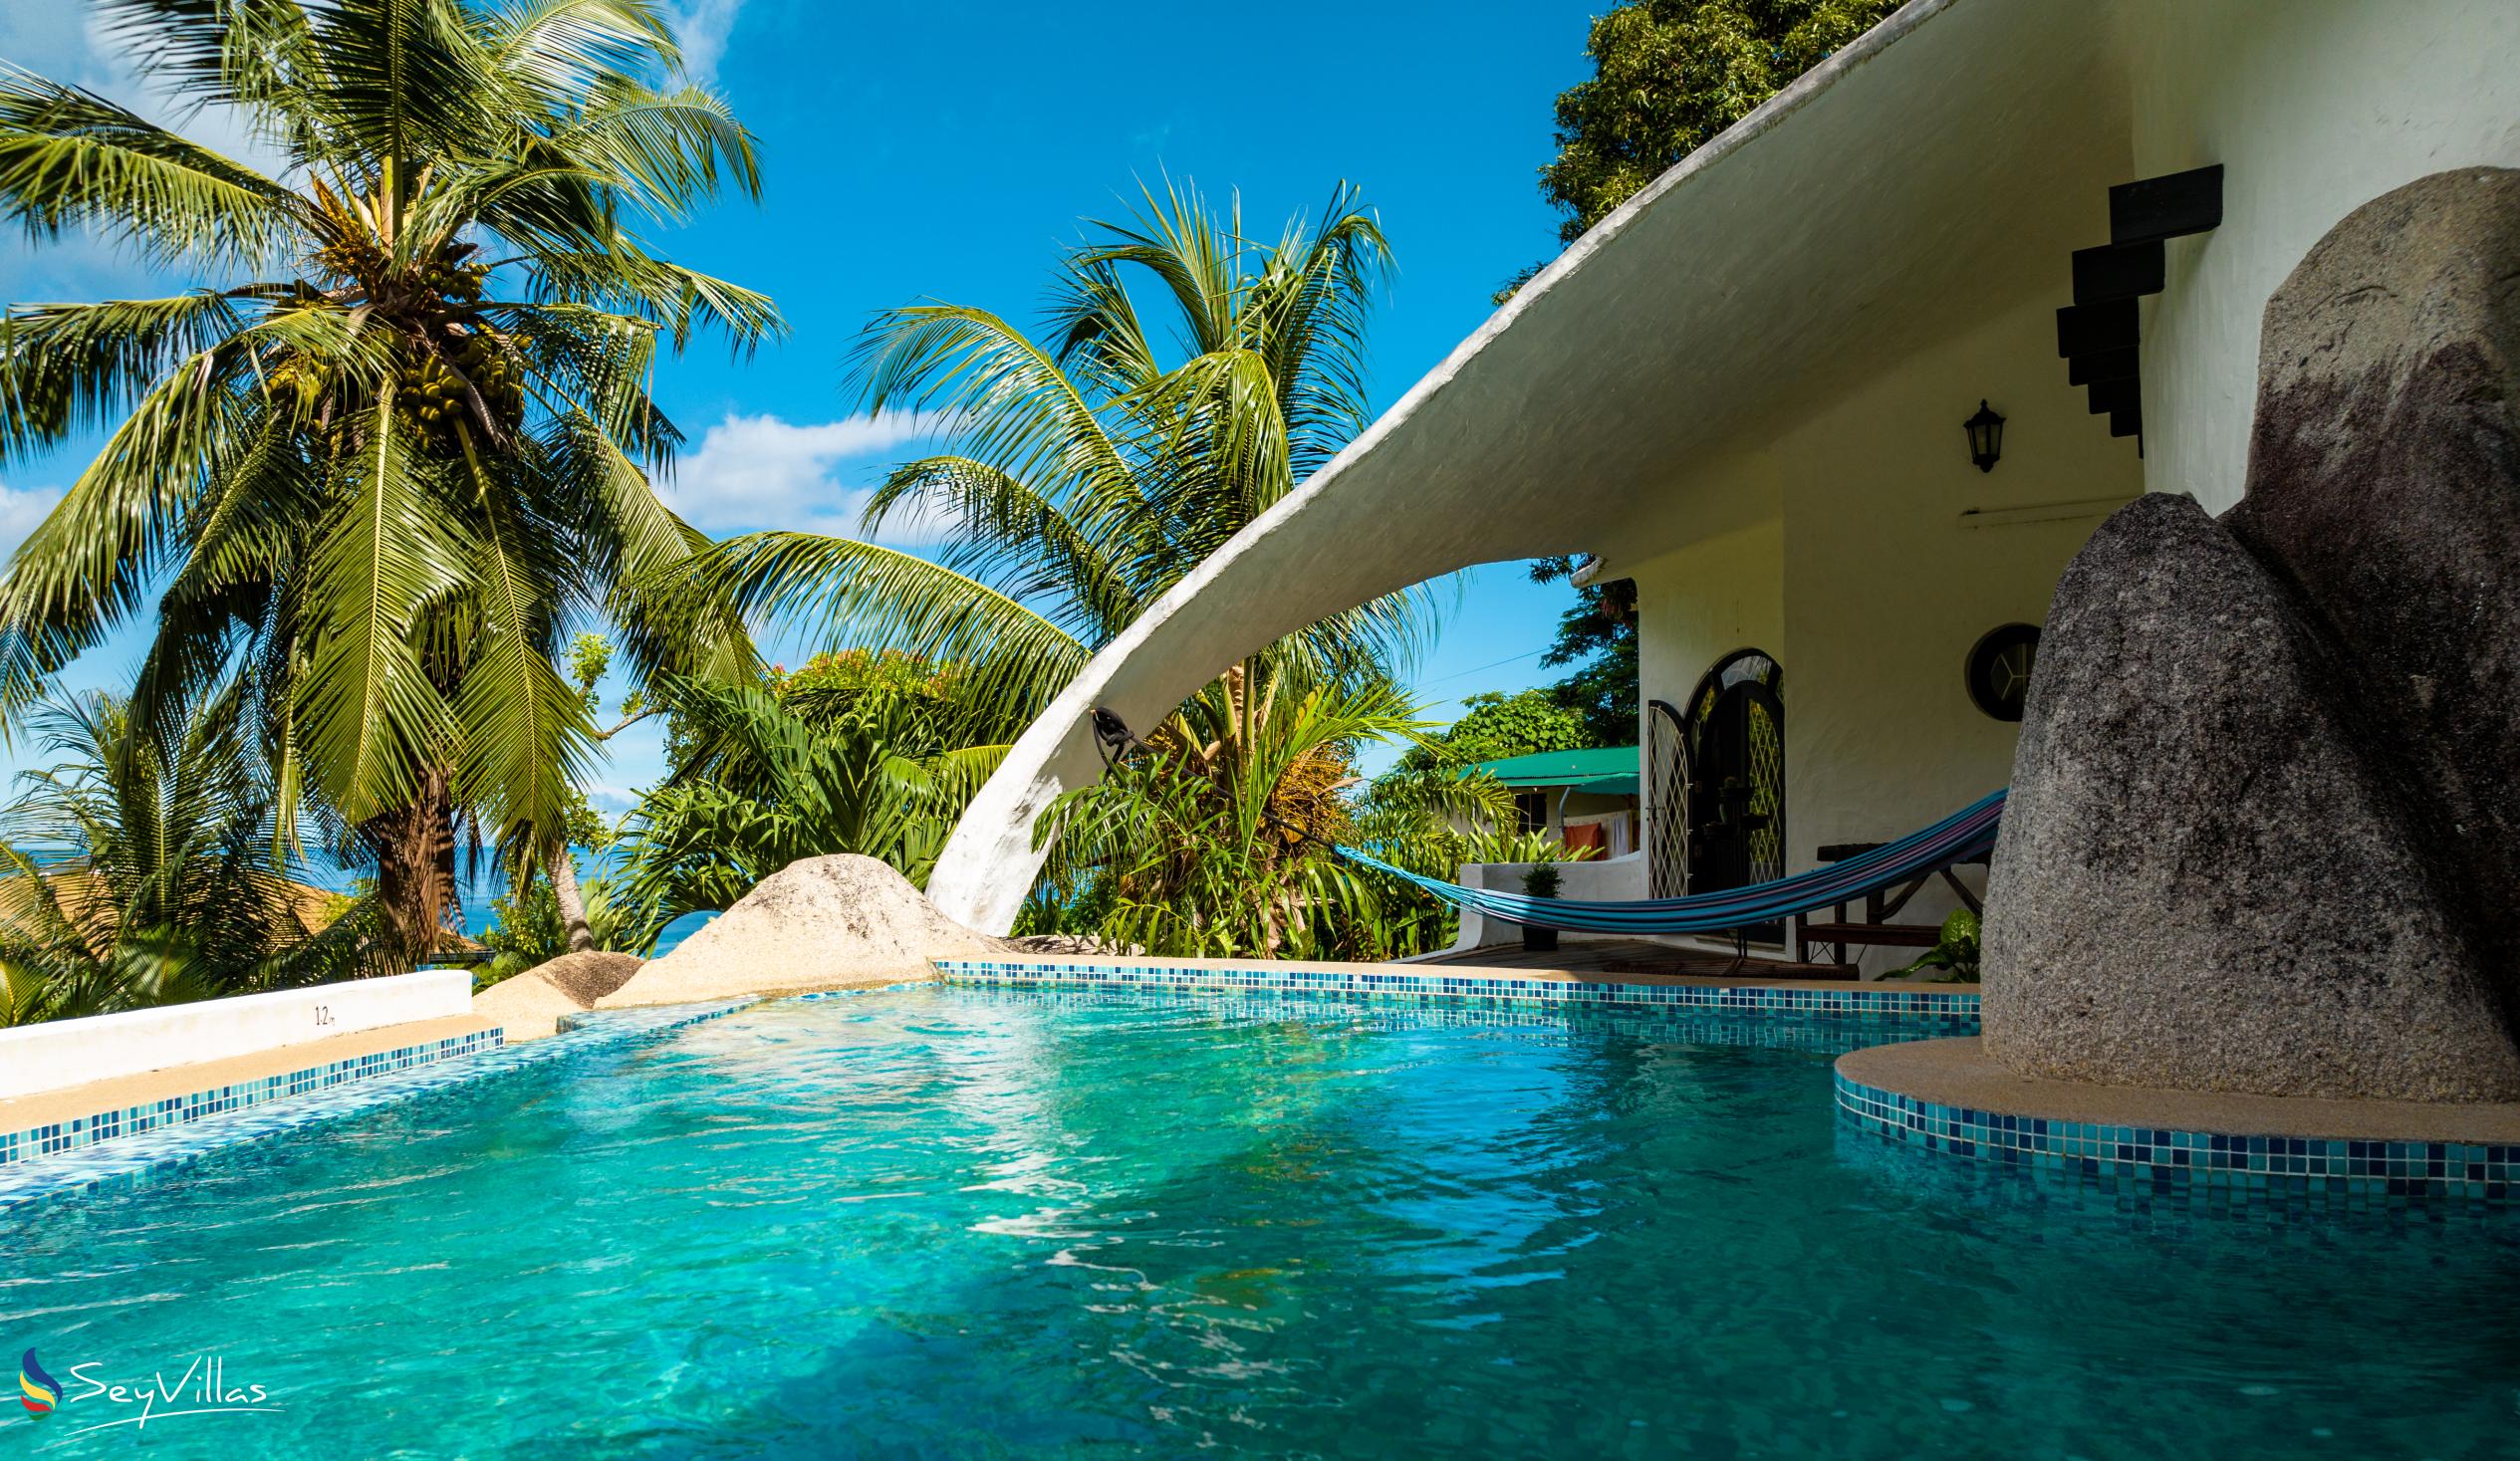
6 987 2515 1456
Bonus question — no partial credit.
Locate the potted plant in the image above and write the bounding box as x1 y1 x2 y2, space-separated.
1520 862 1563 953
1886 909 1981 982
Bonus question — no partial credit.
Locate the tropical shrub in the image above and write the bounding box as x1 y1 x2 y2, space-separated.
0 677 386 1025
1327 789 1607 956
607 664 1003 948
1398 688 1591 771
1889 908 1981 983
1036 668 1521 960
476 871 627 987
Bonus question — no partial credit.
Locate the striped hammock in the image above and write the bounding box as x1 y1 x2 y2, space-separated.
1336 790 2006 935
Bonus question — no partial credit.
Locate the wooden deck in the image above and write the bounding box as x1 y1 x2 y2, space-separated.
1422 940 1859 980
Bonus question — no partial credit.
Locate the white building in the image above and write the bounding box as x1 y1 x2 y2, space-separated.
926 0 2520 965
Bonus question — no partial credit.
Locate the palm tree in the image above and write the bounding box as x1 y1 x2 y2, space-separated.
670 177 1425 735
1038 664 1513 958
659 181 1440 919
0 675 382 1025
0 0 775 960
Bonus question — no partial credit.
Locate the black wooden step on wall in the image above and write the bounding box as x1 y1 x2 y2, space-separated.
2050 164 2224 455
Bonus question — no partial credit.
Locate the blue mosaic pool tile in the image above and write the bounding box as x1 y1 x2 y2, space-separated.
940 983 1973 1054
934 958 1980 1021
0 1028 505 1173
1833 1068 2518 1207
0 1001 750 1214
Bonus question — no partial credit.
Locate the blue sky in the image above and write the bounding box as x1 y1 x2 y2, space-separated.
0 0 1606 806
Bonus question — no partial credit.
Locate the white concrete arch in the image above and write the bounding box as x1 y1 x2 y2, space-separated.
923 0 2139 930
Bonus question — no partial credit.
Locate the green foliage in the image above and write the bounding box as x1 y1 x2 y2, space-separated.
1039 667 1515 961
1538 0 1897 244
567 634 616 716
476 878 566 988
1529 556 1639 746
1327 796 1599 959
1889 908 1981 983
609 666 1003 949
1495 0 1896 300
0 675 389 1026
764 650 1001 746
1521 862 1564 899
0 0 776 958
476 870 626 988
769 648 956 704
1399 688 1590 772
1464 828 1600 867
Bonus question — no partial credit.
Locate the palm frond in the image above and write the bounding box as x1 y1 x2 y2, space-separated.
658 531 1090 729
0 65 297 268
448 435 596 852
291 395 464 821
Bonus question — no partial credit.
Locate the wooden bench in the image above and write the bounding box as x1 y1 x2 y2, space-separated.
1793 842 1987 974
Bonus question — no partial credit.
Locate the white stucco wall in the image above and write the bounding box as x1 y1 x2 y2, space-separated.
0 971 475 1099
1630 513 1788 730
1418 853 1652 959
1774 296 2142 868
2129 0 2520 510
1626 297 2142 968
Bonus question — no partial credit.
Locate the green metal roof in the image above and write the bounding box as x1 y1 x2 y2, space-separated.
1465 746 1639 790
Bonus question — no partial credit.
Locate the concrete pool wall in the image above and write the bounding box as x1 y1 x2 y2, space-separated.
0 969 476 1099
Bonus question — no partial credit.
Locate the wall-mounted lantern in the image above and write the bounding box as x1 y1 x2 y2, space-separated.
1963 399 2006 473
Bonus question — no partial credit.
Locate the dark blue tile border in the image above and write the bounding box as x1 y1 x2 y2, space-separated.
1 1028 505 1172
1834 1067 2519 1207
0 1002 749 1213
934 958 1980 1020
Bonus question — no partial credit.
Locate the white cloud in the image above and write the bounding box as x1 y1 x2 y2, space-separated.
661 0 745 88
584 785 645 815
0 482 67 562
1 9 278 301
659 410 954 541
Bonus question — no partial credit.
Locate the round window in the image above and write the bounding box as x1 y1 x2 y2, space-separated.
1965 623 2042 722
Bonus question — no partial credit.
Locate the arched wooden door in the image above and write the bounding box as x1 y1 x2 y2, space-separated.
1679 650 1786 942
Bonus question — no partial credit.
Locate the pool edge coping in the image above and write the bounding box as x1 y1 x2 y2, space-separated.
931 956 1980 1018
0 1000 752 1214
1833 1046 2520 1205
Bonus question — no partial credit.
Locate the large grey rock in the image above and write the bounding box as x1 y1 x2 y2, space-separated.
1981 494 2520 1100
597 854 1009 1008
2224 167 2520 1020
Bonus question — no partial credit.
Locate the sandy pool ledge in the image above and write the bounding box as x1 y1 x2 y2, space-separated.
1838 1036 2520 1146
0 1015 498 1154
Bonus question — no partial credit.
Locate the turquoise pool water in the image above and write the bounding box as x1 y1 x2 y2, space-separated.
5 988 2516 1458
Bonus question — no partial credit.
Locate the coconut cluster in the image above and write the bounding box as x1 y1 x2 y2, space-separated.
395 329 522 448
418 249 489 305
